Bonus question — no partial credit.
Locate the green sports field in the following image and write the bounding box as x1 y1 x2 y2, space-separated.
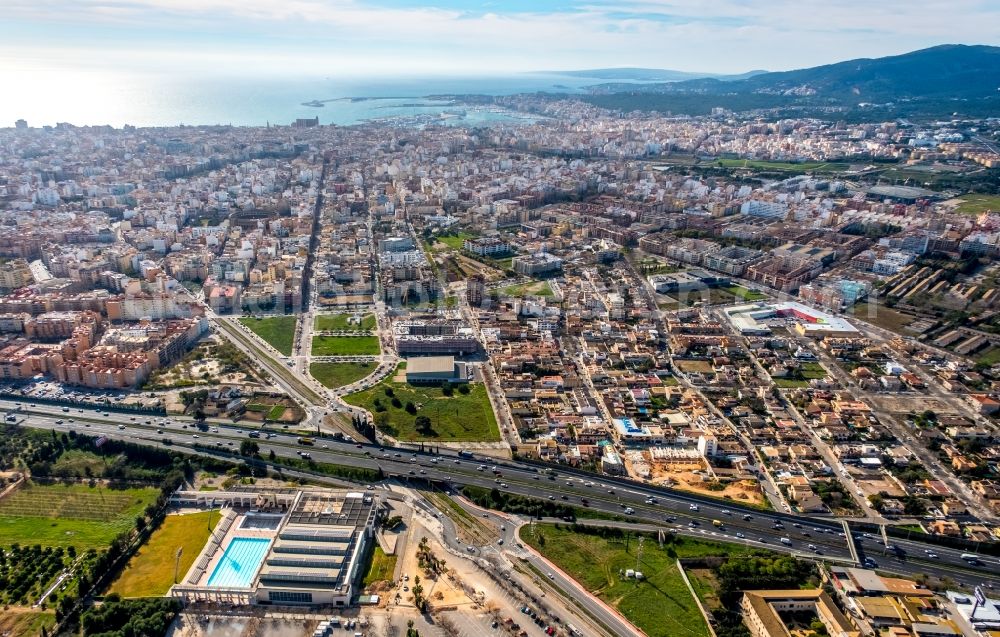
108 510 216 597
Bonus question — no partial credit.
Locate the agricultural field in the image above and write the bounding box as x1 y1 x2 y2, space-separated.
238 316 297 356
344 370 500 441
310 362 378 388
314 313 376 332
109 510 216 597
850 301 916 334
0 609 56 637
520 524 755 637
0 544 74 606
311 335 381 356
0 481 159 549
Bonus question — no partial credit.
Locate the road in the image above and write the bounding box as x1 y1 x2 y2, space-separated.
811 343 999 523
423 491 628 637
6 398 1000 593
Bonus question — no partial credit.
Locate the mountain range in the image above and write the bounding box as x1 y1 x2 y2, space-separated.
546 67 767 82
574 45 1000 118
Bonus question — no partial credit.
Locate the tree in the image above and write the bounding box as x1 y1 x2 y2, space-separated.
440 381 453 397
268 449 276 461
414 416 432 434
405 401 417 414
240 440 260 457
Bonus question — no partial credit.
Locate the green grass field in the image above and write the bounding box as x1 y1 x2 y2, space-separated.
344 370 500 441
953 194 1000 215
521 524 755 637
311 335 381 356
725 285 767 301
0 482 159 549
437 231 478 251
50 450 108 477
314 313 376 332
774 361 828 388
362 546 397 586
238 316 297 355
715 158 849 173
502 281 554 298
108 511 216 597
310 362 378 388
850 301 915 334
266 405 286 420
977 347 1000 367
0 610 56 637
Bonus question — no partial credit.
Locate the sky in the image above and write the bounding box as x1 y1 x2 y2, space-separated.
2 0 999 78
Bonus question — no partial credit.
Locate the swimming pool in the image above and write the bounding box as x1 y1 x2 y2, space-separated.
206 537 271 588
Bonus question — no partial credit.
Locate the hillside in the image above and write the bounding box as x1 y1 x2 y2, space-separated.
578 45 1000 118
550 67 766 82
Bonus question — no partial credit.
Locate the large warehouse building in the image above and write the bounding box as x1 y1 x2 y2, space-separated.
723 302 860 338
169 488 381 607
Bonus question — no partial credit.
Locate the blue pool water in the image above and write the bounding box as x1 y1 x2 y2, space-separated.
206 537 271 588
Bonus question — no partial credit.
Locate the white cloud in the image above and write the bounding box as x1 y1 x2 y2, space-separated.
2 0 998 75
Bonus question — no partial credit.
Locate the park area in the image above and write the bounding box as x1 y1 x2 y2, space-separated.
108 510 216 597
238 315 297 355
344 370 500 441
519 524 753 637
0 481 159 549
311 335 381 356
314 313 376 332
310 362 377 388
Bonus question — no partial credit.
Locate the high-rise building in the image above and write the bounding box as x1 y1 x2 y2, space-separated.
466 275 485 307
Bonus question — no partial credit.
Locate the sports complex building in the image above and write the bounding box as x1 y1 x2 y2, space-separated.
723 301 860 338
169 487 381 606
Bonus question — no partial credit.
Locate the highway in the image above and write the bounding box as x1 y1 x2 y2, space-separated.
4 398 1000 592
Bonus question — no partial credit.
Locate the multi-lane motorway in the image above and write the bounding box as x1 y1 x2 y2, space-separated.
4 397 999 591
